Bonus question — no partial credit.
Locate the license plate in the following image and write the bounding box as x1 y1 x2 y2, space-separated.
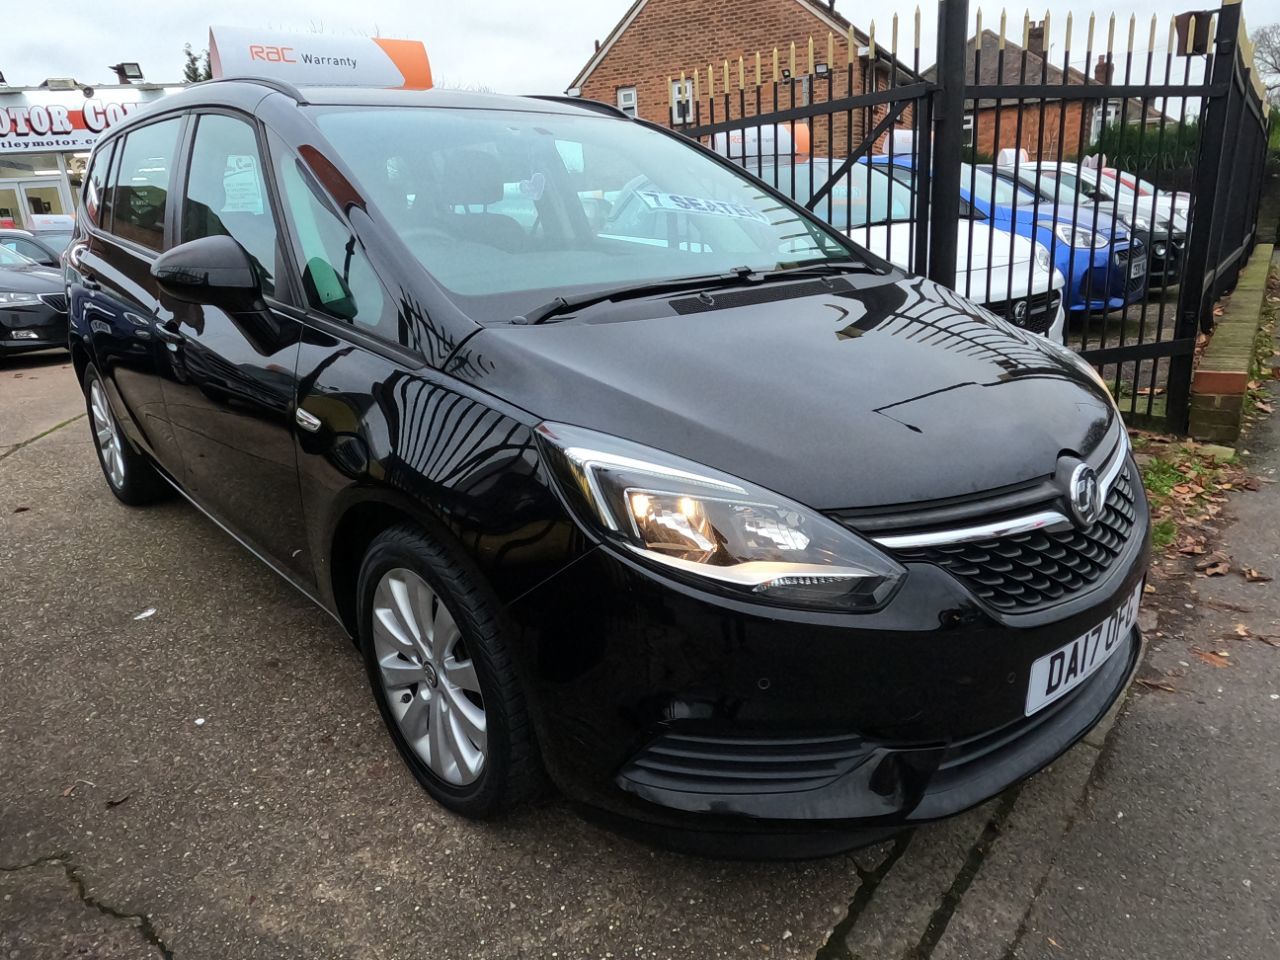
1025 581 1143 716
1129 256 1147 279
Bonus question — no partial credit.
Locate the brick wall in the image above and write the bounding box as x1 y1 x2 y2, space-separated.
577 0 885 153
972 101 1094 160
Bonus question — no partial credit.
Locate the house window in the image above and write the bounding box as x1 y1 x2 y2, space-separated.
962 114 975 148
616 86 637 118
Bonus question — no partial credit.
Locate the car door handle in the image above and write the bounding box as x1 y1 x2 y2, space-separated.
153 321 184 344
295 408 323 433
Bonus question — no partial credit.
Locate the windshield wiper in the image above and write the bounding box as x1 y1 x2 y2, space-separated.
511 261 874 325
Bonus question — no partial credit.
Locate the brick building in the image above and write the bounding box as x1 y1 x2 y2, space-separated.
567 0 911 152
933 27 1164 161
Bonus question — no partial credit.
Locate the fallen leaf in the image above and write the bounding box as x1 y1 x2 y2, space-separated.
1194 649 1232 668
1202 561 1230 577
1236 623 1251 637
1136 678 1177 693
133 607 156 621
105 794 130 809
62 784 76 798
1244 568 1273 583
1257 402 1274 414
1178 543 1207 556
12 506 29 514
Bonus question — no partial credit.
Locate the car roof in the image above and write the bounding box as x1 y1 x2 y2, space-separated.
98 79 626 144
0 228 37 238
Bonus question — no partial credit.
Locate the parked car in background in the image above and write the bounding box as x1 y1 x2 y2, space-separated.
67 82 1149 856
0 229 66 269
0 244 68 356
873 155 1144 314
747 158 1065 341
996 162 1186 288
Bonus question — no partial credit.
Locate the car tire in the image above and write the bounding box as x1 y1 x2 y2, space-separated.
82 363 168 506
357 523 543 818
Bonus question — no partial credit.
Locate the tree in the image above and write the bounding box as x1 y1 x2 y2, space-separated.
1253 24 1280 107
182 43 212 84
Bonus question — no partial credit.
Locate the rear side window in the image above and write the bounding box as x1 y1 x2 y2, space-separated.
83 142 115 227
181 114 280 297
0 237 50 262
109 118 181 251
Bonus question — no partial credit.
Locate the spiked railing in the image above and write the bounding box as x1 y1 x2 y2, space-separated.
664 0 1270 433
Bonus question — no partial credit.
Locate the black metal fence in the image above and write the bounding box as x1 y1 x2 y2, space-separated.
670 0 1272 432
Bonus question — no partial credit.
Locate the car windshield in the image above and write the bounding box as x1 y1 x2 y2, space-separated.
310 106 853 321
1013 170 1085 206
750 160 916 230
36 231 73 252
0 245 34 268
964 164 1038 207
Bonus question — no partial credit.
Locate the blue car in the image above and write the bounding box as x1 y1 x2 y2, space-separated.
872 155 1144 313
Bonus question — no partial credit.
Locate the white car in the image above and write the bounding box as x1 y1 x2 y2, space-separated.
752 158 1066 342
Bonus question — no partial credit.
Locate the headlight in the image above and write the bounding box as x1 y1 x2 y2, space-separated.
0 291 41 308
1034 243 1051 272
1153 242 1167 257
1050 223 1106 249
536 422 905 610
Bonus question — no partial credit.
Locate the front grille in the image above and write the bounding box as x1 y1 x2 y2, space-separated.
618 730 867 795
1114 240 1147 296
984 289 1061 335
38 293 68 313
894 465 1137 613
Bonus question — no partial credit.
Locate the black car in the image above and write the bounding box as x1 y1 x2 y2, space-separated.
66 80 1149 857
0 244 68 355
0 228 71 269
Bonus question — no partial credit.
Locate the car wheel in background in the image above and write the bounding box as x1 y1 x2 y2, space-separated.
357 524 544 818
82 364 168 506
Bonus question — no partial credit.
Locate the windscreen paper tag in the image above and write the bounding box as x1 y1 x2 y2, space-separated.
637 191 769 223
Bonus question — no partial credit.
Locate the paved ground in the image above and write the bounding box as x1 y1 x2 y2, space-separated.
2 344 1278 959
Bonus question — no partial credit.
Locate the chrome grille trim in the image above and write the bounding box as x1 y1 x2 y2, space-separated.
871 436 1129 551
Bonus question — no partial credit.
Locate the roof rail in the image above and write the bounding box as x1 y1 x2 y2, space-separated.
196 76 309 105
526 94 628 119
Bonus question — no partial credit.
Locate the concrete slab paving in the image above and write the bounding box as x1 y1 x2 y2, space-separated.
0 352 82 456
0 860 165 960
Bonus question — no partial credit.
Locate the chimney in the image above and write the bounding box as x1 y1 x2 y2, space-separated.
1093 54 1113 84
594 39 601 52
1027 20 1046 56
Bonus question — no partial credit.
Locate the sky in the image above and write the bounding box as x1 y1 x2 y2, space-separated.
1 0 1270 93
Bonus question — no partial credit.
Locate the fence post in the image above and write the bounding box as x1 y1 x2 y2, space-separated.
927 0 968 289
1168 1 1243 431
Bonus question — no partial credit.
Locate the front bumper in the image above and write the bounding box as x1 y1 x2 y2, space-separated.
0 301 68 354
1062 241 1146 312
508 487 1150 855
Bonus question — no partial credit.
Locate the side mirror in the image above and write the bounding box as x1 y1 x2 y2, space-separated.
151 235 263 312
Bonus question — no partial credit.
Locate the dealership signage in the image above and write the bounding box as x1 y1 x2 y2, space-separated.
209 26 433 89
0 88 176 154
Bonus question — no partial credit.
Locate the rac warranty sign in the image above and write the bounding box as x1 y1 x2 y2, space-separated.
209 26 433 89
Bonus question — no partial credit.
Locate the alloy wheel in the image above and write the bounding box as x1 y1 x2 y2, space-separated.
372 568 488 785
89 379 125 490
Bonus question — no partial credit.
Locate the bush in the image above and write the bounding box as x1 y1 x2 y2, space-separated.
1087 117 1201 177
